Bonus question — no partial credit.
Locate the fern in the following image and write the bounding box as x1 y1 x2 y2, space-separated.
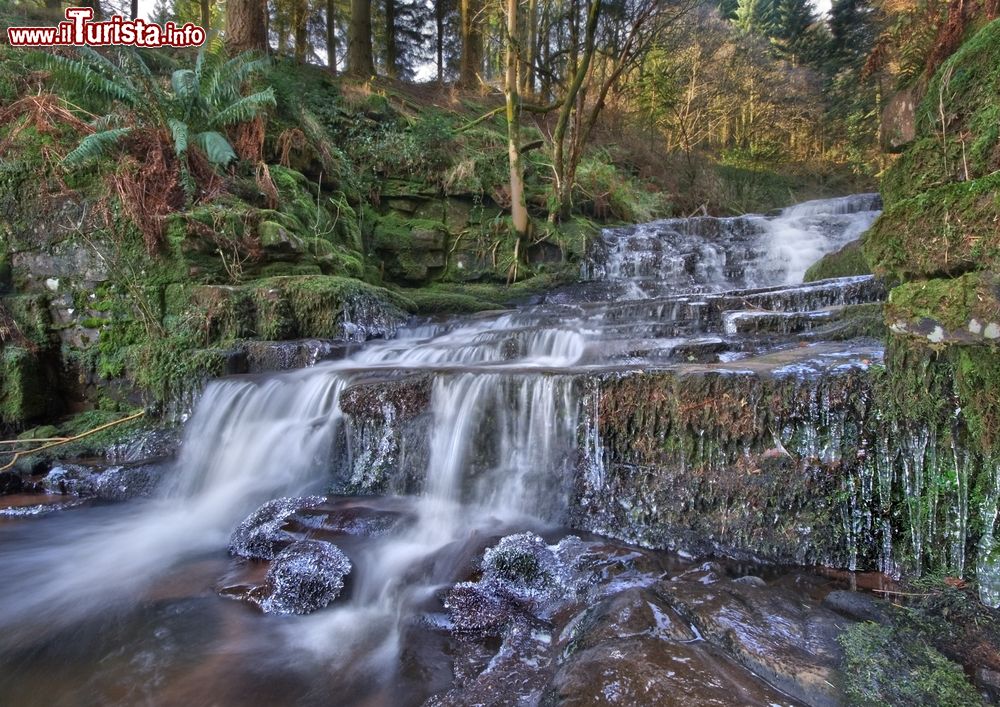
193 131 237 167
63 128 134 167
44 52 139 107
211 89 276 127
167 118 189 159
57 44 273 202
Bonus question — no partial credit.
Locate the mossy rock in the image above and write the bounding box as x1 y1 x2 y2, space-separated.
887 271 1000 344
864 172 1000 280
0 346 49 425
400 289 505 315
838 622 980 707
259 220 307 255
804 241 871 283
880 137 967 207
371 214 449 284
0 294 54 349
881 19 1000 208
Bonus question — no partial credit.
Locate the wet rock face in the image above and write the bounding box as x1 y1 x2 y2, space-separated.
228 496 326 560
41 463 166 500
438 536 854 707
576 364 872 566
660 572 849 707
335 375 433 495
258 539 352 615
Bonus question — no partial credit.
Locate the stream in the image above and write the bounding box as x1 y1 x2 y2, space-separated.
0 195 888 706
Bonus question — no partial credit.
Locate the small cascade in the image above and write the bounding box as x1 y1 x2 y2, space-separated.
584 193 881 299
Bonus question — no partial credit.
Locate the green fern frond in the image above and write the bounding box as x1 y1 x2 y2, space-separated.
170 69 199 103
193 131 236 167
91 112 126 131
45 52 139 107
63 127 133 168
210 88 276 127
168 118 189 159
205 53 270 106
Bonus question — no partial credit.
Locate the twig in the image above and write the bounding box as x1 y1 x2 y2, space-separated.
0 438 69 445
0 411 145 472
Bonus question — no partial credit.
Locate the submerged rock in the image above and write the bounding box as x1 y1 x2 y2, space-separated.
662 574 849 707
92 464 165 501
229 496 326 560
259 540 352 615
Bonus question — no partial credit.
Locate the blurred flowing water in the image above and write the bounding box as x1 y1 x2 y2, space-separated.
0 195 886 706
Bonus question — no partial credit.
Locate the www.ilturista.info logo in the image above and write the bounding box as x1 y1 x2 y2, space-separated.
7 7 206 47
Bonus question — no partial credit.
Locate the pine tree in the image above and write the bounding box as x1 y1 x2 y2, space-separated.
735 0 778 36
716 0 739 21
772 0 815 64
829 0 875 70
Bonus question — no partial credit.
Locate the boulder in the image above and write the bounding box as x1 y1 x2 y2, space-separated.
259 539 352 615
228 496 326 560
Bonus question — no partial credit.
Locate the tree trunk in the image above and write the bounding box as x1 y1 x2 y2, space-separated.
505 0 529 244
347 0 376 76
550 0 600 221
200 0 210 28
81 0 103 20
436 0 445 82
327 0 338 73
385 0 398 78
293 0 309 63
130 0 138 20
226 0 268 53
459 0 482 87
520 0 537 95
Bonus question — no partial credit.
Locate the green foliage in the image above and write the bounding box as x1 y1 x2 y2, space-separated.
838 622 981 706
574 155 666 223
47 42 275 196
735 0 778 36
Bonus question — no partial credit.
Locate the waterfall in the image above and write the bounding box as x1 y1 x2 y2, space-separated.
0 193 896 688
585 193 881 299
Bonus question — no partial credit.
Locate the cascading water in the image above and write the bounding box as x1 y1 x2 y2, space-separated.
584 192 881 299
0 194 901 705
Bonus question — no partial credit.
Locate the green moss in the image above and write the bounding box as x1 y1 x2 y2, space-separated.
916 20 1000 171
0 346 48 425
804 241 871 282
838 622 980 707
400 290 503 315
879 20 1000 209
0 295 53 349
886 272 1000 333
865 173 1000 280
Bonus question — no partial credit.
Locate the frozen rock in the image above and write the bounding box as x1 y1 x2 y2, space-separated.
229 496 326 560
259 540 352 615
